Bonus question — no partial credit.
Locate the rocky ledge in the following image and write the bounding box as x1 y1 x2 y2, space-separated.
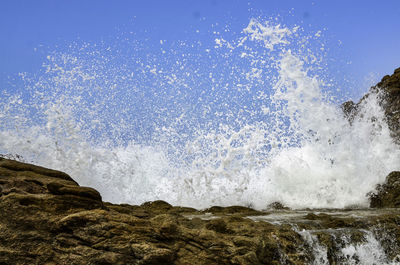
1 157 400 265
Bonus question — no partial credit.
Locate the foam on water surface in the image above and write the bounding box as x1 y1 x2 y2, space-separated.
0 18 399 209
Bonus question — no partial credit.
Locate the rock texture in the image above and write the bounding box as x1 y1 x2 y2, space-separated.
1 157 400 264
369 171 400 208
342 67 400 209
342 67 400 141
0 157 311 264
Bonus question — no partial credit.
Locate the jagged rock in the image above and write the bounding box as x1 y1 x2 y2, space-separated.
341 100 357 121
369 171 400 208
342 67 400 140
342 69 400 208
375 68 400 140
376 67 400 94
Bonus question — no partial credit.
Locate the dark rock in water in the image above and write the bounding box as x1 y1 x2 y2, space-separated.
341 100 357 122
268 201 290 210
342 67 400 141
369 171 400 208
203 205 264 215
2 158 400 264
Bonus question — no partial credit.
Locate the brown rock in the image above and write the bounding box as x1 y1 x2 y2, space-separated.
2 158 400 264
342 67 400 141
369 171 400 208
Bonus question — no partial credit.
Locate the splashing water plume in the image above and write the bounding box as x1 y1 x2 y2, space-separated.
0 18 399 209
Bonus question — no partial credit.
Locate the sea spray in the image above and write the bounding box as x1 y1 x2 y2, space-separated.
0 18 399 209
298 228 399 265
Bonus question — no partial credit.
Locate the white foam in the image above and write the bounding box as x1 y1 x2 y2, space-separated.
0 18 399 209
339 231 399 265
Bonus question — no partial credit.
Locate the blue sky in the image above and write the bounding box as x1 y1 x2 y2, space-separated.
1 0 400 100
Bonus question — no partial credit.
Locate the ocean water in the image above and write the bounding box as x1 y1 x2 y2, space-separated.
0 18 399 210
299 229 399 265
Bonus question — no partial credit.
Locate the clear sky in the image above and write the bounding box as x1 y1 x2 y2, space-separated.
1 0 400 99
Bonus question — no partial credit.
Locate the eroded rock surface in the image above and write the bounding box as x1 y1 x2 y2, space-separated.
1 158 400 264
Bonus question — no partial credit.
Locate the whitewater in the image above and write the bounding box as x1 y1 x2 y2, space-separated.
0 18 399 210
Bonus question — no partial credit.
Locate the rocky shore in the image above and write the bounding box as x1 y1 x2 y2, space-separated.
1 157 400 265
0 68 399 264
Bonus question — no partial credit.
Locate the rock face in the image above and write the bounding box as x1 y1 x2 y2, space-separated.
375 68 400 140
369 171 400 208
341 68 400 209
342 67 400 141
2 157 400 264
0 158 301 264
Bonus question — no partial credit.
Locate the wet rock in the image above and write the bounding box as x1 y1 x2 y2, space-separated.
304 213 319 220
341 100 358 123
47 182 102 201
268 201 290 210
375 68 400 141
369 171 400 208
203 205 263 216
2 158 400 264
0 158 77 184
342 67 400 141
205 218 230 233
141 200 173 211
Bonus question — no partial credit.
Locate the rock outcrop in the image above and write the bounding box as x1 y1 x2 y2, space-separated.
0 158 304 264
369 171 400 208
341 68 400 209
342 67 400 141
2 157 400 264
